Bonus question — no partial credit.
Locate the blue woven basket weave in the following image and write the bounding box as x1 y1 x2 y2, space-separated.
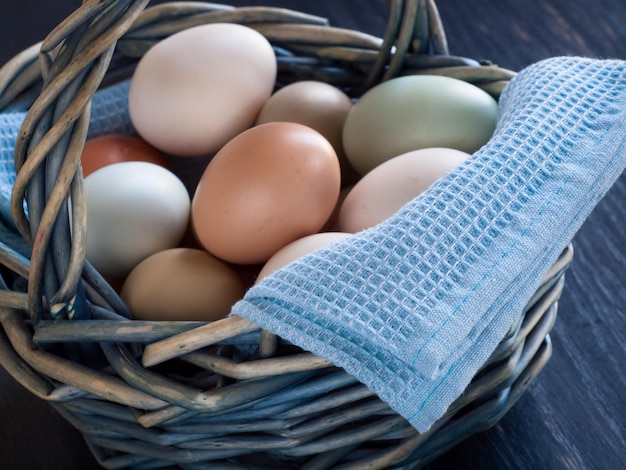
0 1 573 468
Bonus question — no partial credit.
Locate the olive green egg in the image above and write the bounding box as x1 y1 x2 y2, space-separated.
342 75 498 175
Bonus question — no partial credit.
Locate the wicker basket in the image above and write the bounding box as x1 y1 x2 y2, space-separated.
0 1 574 468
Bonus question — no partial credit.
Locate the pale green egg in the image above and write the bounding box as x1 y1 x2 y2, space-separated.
342 75 498 175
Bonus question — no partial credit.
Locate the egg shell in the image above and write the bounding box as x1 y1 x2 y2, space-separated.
257 231 352 282
121 248 245 322
255 80 358 186
192 122 341 264
342 75 498 175
128 23 276 157
85 161 190 278
337 147 470 233
80 134 170 177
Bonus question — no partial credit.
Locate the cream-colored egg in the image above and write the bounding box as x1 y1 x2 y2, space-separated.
85 162 190 278
337 147 470 233
121 248 245 321
257 232 352 282
343 75 498 175
129 23 276 157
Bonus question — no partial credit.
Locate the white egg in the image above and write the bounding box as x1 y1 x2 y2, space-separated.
337 147 470 233
84 161 190 278
128 23 277 157
256 231 352 282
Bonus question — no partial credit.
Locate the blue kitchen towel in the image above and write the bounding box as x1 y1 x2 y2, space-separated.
0 79 134 255
231 56 626 433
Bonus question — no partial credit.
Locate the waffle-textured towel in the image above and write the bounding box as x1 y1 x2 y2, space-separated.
231 57 626 433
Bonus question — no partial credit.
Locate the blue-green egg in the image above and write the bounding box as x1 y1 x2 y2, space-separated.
342 75 498 175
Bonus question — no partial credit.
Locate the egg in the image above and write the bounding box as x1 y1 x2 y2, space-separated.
257 231 352 282
255 80 358 186
342 75 498 175
191 122 341 264
337 147 470 232
128 23 276 157
80 134 170 177
121 248 245 321
85 161 190 278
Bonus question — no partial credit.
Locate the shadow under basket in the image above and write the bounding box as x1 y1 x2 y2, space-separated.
0 1 574 469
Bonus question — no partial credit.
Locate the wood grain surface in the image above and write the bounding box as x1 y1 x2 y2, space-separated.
0 1 624 469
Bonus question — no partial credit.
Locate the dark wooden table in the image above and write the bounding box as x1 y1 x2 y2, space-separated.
1 1 625 469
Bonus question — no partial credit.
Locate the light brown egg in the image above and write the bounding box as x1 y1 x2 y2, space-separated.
121 248 245 321
256 80 358 186
191 122 341 264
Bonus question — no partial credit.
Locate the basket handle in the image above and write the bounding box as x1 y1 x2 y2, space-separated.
10 0 149 322
361 0 449 90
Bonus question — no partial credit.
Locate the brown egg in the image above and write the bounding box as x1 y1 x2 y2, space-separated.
191 122 341 264
255 81 358 186
121 248 245 321
80 134 170 177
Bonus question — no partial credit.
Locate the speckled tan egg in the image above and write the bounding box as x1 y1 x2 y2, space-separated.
121 248 245 321
191 122 341 265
